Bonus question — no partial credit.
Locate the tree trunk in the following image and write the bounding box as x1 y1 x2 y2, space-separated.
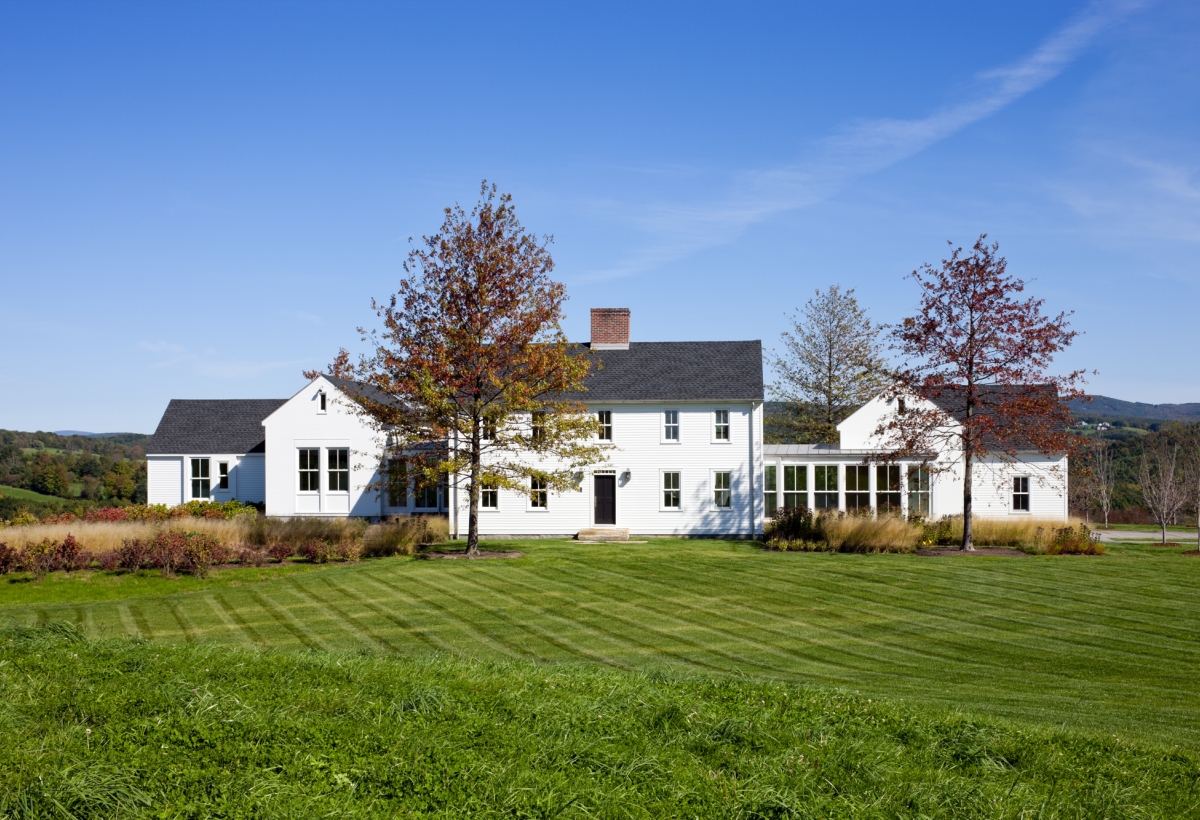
962 450 974 551
466 424 481 557
1161 520 1167 545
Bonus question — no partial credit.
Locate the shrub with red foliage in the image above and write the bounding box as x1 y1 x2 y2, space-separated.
83 507 129 523
268 543 294 563
0 543 19 574
95 550 121 571
27 538 61 578
298 540 333 563
41 512 78 524
118 538 152 571
151 531 188 576
58 534 85 572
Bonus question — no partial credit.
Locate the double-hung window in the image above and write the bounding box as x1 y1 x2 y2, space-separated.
875 465 902 514
416 480 439 509
481 480 498 509
783 465 807 508
328 448 350 492
530 477 548 509
714 410 730 441
845 466 870 513
597 410 612 441
481 416 497 441
191 458 210 499
218 462 229 490
298 449 320 492
662 471 681 509
531 412 546 443
907 466 930 517
387 460 408 507
764 466 778 516
814 466 838 510
713 471 732 508
663 410 680 442
1013 476 1031 512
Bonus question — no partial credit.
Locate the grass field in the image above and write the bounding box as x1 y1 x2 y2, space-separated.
5 538 1200 749
0 484 63 503
4 624 1198 819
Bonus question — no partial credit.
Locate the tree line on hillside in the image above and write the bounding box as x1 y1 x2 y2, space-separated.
0 441 147 519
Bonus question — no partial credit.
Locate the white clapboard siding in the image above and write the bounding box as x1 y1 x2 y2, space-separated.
459 402 762 538
233 455 266 503
147 457 183 506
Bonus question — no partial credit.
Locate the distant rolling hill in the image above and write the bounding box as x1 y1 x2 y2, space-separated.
1069 396 1200 423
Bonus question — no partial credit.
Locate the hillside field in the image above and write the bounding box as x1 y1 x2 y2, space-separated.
5 538 1200 748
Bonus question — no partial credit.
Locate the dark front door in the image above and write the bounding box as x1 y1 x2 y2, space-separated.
594 474 616 525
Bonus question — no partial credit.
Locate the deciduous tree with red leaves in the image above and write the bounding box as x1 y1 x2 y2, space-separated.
318 183 604 556
876 235 1087 550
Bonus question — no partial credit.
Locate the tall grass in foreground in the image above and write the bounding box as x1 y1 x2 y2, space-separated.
2 623 1197 819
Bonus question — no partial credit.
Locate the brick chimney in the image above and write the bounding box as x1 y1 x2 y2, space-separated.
590 308 630 350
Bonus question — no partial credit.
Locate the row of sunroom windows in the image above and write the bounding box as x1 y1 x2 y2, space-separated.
764 464 931 516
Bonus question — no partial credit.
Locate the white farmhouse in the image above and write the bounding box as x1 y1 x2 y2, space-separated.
146 306 1066 534
146 308 766 538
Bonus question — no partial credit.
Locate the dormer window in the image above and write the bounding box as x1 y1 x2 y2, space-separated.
318 391 327 413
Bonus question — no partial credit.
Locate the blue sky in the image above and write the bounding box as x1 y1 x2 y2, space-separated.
1 1 1197 433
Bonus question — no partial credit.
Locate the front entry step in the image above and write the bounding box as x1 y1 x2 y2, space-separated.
577 528 630 542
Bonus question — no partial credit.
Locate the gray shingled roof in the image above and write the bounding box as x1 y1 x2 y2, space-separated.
578 341 763 402
146 399 287 455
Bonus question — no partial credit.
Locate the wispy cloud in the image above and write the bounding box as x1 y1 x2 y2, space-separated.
582 0 1146 281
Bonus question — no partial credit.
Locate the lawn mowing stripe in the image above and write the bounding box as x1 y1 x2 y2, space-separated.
365 570 546 661
811 560 1200 657
450 565 801 678
699 561 1168 669
164 599 199 643
443 572 644 670
401 571 586 662
285 578 390 652
246 589 329 651
710 559 1200 667
550 561 955 676
457 569 745 675
203 595 256 647
258 583 350 646
318 574 446 653
408 566 734 673
307 576 411 652
211 593 269 647
116 604 140 638
514 563 880 678
127 603 157 639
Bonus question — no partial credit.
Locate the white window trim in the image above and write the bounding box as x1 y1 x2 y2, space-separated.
190 457 211 500
317 390 328 414
297 448 320 494
327 447 350 495
782 463 809 509
527 477 550 512
478 478 500 512
813 464 840 512
659 468 683 512
661 409 681 444
218 461 230 492
1011 475 1032 514
710 468 734 512
711 408 732 444
595 409 614 443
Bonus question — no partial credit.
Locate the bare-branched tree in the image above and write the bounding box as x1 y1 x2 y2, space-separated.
771 286 885 444
1140 440 1189 544
1090 438 1115 528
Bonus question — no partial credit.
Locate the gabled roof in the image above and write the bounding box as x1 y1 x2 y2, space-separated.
578 341 763 402
146 399 287 455
320 374 401 407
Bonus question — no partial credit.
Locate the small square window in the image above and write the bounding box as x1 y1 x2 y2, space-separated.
713 471 731 508
1013 476 1030 512
662 471 681 509
597 410 612 441
663 410 680 442
714 410 730 441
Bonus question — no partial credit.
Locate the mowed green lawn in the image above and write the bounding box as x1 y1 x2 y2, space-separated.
6 539 1200 748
